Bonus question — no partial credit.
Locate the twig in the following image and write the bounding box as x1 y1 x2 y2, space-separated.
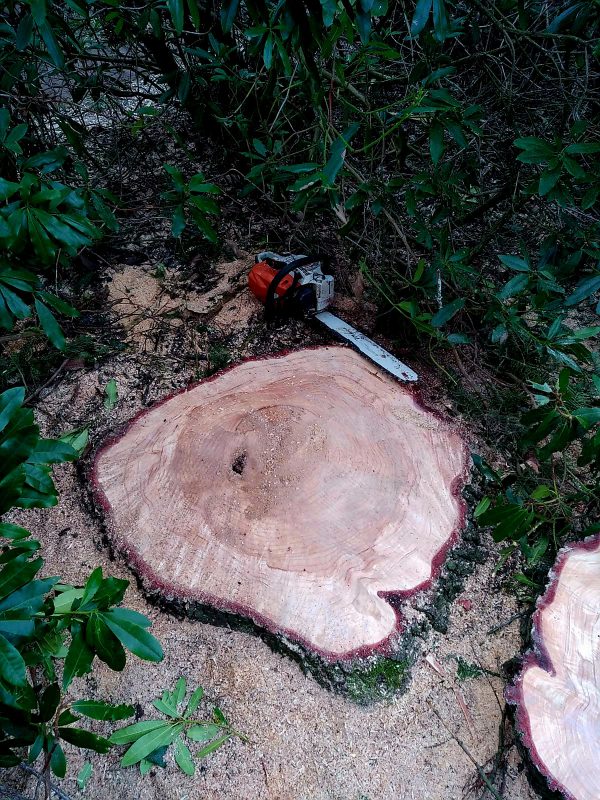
0 784 33 800
426 703 506 800
487 610 528 635
425 654 477 738
24 360 70 405
18 765 73 800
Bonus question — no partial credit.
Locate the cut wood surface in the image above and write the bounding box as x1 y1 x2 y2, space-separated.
92 346 468 659
508 534 600 800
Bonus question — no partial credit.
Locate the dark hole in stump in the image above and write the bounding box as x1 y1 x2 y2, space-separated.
231 451 247 475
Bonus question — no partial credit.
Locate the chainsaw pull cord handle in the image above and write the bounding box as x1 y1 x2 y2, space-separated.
264 255 314 322
264 254 331 323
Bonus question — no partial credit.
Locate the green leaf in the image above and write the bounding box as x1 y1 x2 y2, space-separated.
446 333 470 345
77 762 92 790
29 0 47 25
0 286 29 320
63 627 94 689
171 205 186 238
163 164 185 189
0 178 21 201
71 700 135 721
39 682 61 721
498 254 530 272
36 291 78 318
15 14 34 50
539 168 561 196
120 723 184 766
86 614 126 671
188 176 221 194
104 607 152 628
189 207 218 243
322 124 360 187
0 387 25 434
153 698 180 718
174 736 195 775
103 379 118 411
187 723 221 742
221 0 240 33
50 740 66 778
38 22 65 68
0 632 27 686
184 686 204 717
263 33 273 69
167 0 184 34
432 0 451 40
59 727 111 753
429 121 444 165
0 523 31 540
514 137 555 164
53 586 84 614
28 438 76 464
573 407 600 429
4 124 28 154
196 733 231 759
473 497 491 518
565 275 600 306
410 0 432 36
60 428 88 456
562 155 586 178
58 710 79 726
497 273 530 300
109 720 170 745
34 299 65 350
530 485 552 500
564 142 600 155
581 186 599 210
0 556 43 600
431 297 465 328
79 567 104 609
102 611 163 662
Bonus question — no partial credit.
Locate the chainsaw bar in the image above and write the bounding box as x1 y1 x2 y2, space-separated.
315 311 418 382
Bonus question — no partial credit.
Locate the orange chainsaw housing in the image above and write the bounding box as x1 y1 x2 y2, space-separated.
248 260 294 304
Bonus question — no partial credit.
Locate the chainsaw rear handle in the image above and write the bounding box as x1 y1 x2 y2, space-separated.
250 252 331 322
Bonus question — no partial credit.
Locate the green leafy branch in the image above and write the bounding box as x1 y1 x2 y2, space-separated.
110 677 246 776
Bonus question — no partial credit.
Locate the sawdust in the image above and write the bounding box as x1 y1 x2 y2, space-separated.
6 257 541 800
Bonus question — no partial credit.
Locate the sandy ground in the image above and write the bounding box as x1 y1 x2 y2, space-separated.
5 259 540 800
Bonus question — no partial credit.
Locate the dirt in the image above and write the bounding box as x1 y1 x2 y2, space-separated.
6 257 541 800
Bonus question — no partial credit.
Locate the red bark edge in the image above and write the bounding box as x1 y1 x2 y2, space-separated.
89 344 471 663
505 533 600 799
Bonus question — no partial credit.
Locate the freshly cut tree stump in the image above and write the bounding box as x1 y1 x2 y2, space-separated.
92 347 468 659
507 535 600 800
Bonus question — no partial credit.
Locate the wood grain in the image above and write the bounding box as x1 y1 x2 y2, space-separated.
508 534 600 800
93 347 468 658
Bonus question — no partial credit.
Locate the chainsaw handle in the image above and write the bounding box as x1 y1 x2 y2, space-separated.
262 252 332 321
264 259 304 321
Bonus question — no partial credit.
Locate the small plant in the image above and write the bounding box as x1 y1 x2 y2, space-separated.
162 165 221 243
103 378 118 411
0 385 163 788
110 677 245 776
474 367 600 578
455 657 484 681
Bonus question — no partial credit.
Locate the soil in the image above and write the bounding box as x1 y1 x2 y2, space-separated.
5 255 542 800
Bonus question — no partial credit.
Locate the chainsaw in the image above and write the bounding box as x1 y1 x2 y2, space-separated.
248 252 418 382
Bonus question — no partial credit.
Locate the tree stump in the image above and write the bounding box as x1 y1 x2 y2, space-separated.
92 347 468 660
507 535 600 800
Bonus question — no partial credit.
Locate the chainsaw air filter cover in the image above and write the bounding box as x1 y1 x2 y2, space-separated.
92 347 468 661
